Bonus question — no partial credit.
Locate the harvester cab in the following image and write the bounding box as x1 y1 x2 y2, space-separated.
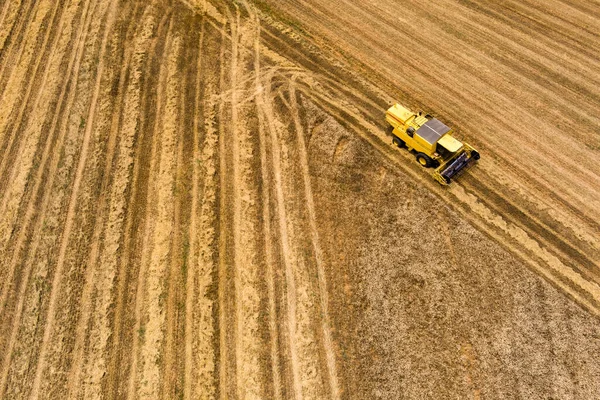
385 103 479 185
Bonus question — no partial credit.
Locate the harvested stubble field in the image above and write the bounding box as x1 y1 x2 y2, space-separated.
0 0 599 398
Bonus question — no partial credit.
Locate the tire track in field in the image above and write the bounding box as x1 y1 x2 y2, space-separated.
182 17 220 400
163 24 188 399
0 0 35 88
228 4 267 398
288 81 340 400
0 0 58 217
0 0 53 154
217 13 233 399
183 19 205 400
0 0 97 396
258 72 314 400
190 75 220 400
28 0 117 396
0 0 63 195
250 9 282 399
0 0 85 316
127 16 177 400
104 7 164 398
65 3 142 399
0 0 22 54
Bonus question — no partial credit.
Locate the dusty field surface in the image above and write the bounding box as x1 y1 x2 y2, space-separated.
0 0 599 399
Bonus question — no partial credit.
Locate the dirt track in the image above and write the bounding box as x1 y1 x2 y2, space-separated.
0 0 599 398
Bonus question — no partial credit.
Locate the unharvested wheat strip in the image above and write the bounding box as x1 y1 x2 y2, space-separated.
28 0 118 397
105 7 161 398
253 27 283 400
0 1 94 394
0 0 85 315
127 16 174 400
65 2 135 398
0 0 58 204
257 73 304 400
289 82 340 400
137 34 181 400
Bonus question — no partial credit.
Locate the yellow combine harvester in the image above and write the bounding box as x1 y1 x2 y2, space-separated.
386 103 479 185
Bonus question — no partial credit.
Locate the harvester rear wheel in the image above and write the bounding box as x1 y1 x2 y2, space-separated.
416 152 433 168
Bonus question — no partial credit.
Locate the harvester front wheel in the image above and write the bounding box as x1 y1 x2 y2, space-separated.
416 152 433 168
392 136 405 148
471 150 480 160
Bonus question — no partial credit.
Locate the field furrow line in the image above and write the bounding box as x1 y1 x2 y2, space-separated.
0 0 13 34
0 0 85 316
137 32 180 400
0 0 51 148
0 0 35 87
250 11 282 399
64 2 135 399
0 0 64 195
28 0 116 396
288 81 340 400
163 29 187 399
0 2 60 200
104 7 164 398
222 4 273 397
257 72 307 400
0 0 22 54
189 74 220 400
183 17 220 400
126 14 174 400
217 16 232 399
0 0 100 396
183 19 203 400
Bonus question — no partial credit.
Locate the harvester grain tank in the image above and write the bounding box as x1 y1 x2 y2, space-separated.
385 103 479 184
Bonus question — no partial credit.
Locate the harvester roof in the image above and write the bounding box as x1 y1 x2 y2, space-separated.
416 118 451 144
